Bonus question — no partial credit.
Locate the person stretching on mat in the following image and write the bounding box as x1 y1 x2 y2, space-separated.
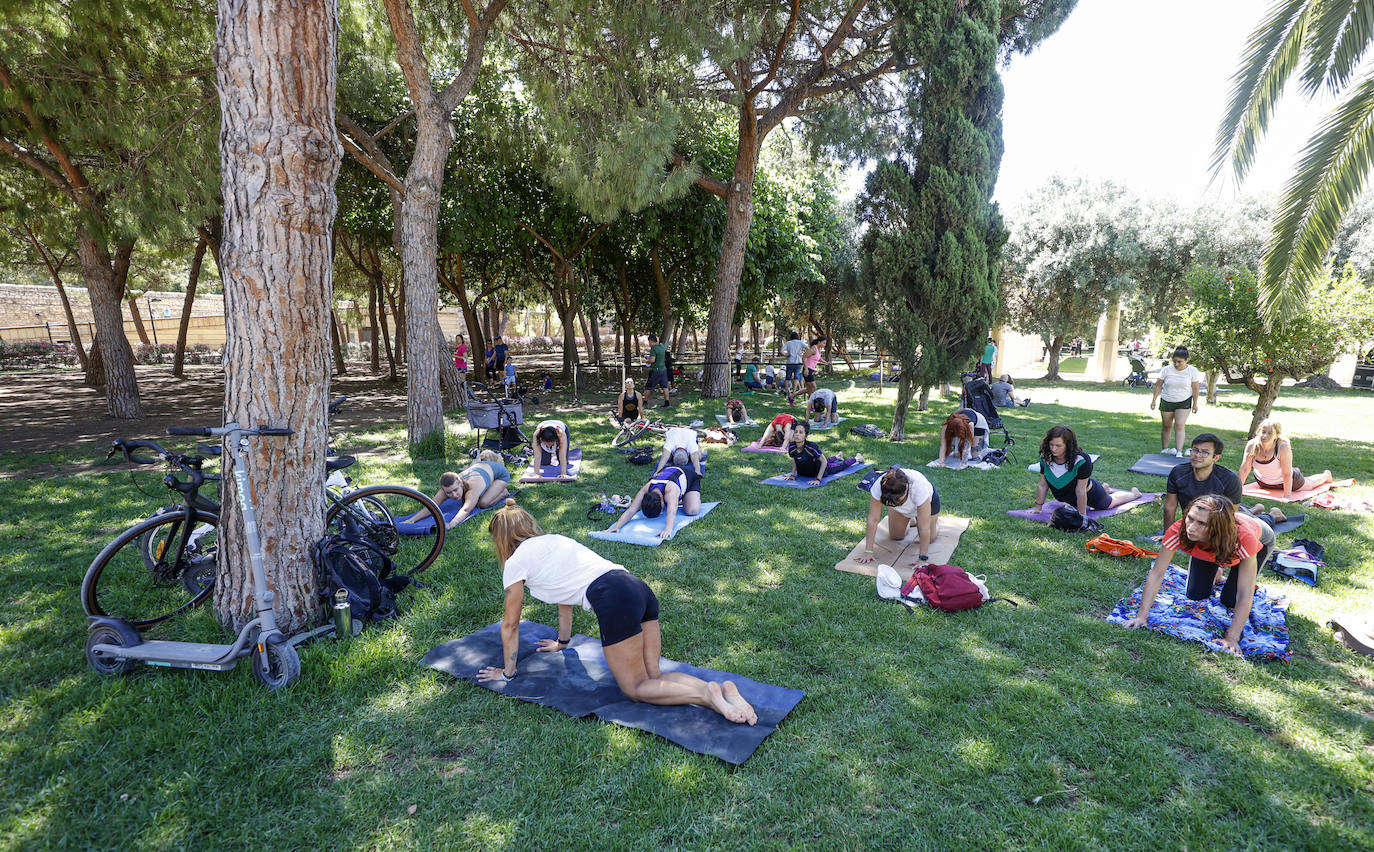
614 378 642 425
533 419 573 478
427 450 511 529
1157 432 1287 538
759 412 798 448
1237 418 1333 501
655 426 703 475
855 467 942 566
1032 425 1140 518
609 465 702 539
476 501 756 724
1149 346 1201 456
782 421 864 485
1121 494 1275 655
724 398 750 425
807 387 839 428
936 411 985 465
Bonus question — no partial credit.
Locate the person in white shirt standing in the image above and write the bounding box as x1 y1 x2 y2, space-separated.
476 500 757 724
1150 346 1202 456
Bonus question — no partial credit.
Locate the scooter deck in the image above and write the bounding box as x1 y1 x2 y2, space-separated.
91 639 242 671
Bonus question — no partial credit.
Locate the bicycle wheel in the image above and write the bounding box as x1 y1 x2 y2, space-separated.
325 485 446 575
612 421 649 447
82 510 219 628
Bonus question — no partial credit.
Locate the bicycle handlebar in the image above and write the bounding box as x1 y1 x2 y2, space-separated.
167 426 211 436
328 395 347 414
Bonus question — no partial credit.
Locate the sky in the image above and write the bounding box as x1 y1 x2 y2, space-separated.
846 0 1339 209
995 0 1335 207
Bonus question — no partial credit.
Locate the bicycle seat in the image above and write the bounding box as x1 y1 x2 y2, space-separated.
325 455 356 472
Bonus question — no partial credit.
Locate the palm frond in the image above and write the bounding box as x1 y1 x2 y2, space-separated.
1211 0 1315 183
1324 0 1374 90
1261 72 1374 320
1299 0 1360 94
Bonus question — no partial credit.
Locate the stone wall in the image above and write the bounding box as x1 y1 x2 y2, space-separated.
0 283 225 330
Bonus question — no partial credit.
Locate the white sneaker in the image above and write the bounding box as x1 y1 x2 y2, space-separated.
1162 448 1177 456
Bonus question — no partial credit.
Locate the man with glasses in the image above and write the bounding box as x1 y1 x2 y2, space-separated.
1157 433 1242 538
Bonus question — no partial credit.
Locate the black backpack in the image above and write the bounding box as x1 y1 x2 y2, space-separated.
1050 505 1102 533
850 424 885 439
314 519 413 621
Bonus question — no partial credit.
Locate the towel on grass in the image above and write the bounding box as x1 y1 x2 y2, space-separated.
1242 477 1355 503
395 495 510 535
423 621 804 765
519 448 583 483
834 515 971 579
931 456 997 471
807 417 847 430
1128 453 1187 477
587 502 720 547
1105 567 1291 661
1007 493 1159 524
715 414 760 429
1028 453 1100 473
762 462 872 489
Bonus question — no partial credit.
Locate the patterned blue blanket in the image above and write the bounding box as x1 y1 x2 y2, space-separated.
1105 566 1291 661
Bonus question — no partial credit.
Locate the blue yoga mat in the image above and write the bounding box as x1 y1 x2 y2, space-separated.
806 417 847 430
1129 453 1187 477
587 502 720 547
422 621 805 764
762 462 872 489
395 497 503 535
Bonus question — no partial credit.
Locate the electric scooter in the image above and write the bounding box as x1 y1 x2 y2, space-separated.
85 422 302 690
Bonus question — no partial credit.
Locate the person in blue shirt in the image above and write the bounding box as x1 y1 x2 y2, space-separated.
503 359 516 394
492 335 509 375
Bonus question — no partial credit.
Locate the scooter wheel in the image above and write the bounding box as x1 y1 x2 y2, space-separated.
86 624 138 676
252 639 300 690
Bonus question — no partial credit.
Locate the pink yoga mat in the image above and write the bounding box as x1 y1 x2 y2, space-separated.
1242 477 1354 503
740 441 787 454
1007 493 1159 523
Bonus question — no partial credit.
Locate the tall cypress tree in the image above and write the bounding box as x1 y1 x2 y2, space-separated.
858 0 1009 439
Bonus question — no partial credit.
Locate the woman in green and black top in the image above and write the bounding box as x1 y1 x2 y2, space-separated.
1032 425 1140 516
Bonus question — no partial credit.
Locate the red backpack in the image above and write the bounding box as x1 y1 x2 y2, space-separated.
900 564 987 612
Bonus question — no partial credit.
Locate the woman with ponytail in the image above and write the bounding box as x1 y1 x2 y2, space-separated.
476 500 757 724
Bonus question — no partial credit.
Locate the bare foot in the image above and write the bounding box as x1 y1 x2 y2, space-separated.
1129 487 1141 499
1270 507 1287 523
720 681 758 726
705 681 748 724
1251 503 1266 515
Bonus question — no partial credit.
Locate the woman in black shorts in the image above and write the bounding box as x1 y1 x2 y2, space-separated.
1032 425 1140 518
476 500 756 724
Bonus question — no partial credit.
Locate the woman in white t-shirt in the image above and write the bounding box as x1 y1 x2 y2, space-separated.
1149 346 1202 456
654 426 703 475
853 467 942 566
475 501 757 725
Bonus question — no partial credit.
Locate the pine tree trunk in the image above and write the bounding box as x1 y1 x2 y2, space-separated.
396 110 450 449
214 0 340 634
891 371 915 440
1206 369 1219 405
367 278 381 373
173 233 209 379
651 242 674 343
127 293 152 346
918 385 931 411
86 332 105 388
588 301 603 367
76 230 142 417
377 278 398 379
1247 377 1284 438
701 115 759 398
330 309 348 375
577 308 594 364
1044 333 1066 380
52 274 90 374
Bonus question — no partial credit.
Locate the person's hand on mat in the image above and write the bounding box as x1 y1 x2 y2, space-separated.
854 550 876 564
781 473 795 480
1122 614 1149 630
809 478 822 486
534 638 568 653
1032 503 1044 514
1213 636 1242 656
476 666 514 683
656 526 672 539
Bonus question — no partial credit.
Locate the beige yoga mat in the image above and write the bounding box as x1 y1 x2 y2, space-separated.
834 515 972 579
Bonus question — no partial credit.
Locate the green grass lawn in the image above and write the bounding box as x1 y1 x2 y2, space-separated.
2 377 1372 847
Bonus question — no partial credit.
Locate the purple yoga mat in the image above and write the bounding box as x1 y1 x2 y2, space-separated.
1007 493 1160 523
740 441 787 454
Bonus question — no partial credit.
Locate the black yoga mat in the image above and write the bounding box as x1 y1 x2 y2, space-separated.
423 621 804 765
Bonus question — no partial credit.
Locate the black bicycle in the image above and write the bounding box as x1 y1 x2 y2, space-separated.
84 419 446 629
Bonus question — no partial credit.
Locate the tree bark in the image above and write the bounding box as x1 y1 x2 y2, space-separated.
651 242 674 343
891 371 915 440
377 278 398 380
576 308 594 364
588 300 603 367
367 277 381 373
1043 333 1066 381
54 277 90 374
127 292 152 346
214 0 341 633
76 230 141 417
701 109 760 397
173 232 209 378
1206 369 1220 405
86 332 105 388
330 309 348 376
1247 377 1284 438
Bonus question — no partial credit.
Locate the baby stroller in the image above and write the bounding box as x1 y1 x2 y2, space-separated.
1123 357 1149 388
960 372 1014 446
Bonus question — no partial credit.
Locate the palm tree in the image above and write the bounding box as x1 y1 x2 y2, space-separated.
1213 0 1374 322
